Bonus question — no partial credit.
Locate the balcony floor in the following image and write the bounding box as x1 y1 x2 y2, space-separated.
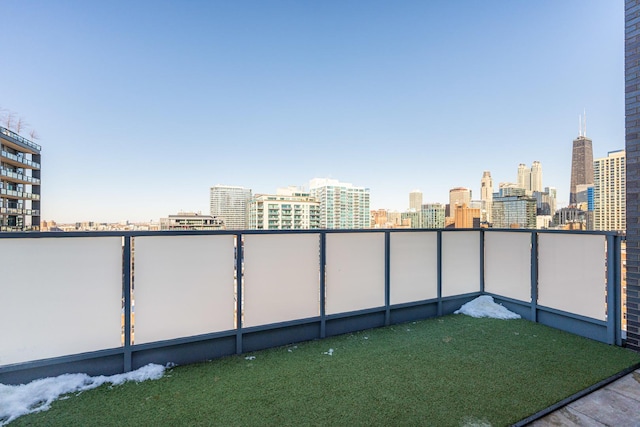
530 368 640 426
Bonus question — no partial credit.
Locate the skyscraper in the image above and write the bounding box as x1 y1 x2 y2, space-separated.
516 161 542 193
480 171 493 224
248 187 320 230
517 164 530 191
530 161 543 192
570 117 594 205
309 178 370 229
0 126 41 231
409 190 423 211
594 150 626 231
449 187 471 209
209 185 252 230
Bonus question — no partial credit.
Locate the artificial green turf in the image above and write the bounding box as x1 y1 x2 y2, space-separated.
11 315 640 427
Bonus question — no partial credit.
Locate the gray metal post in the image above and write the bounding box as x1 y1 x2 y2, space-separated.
437 230 443 316
385 231 391 326
606 234 616 345
320 232 326 338
479 229 485 294
530 232 538 323
123 235 132 372
236 233 243 354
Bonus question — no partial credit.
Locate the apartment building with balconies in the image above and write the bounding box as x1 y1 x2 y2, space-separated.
0 126 41 232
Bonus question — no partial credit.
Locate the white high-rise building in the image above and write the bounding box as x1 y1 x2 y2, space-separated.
309 178 370 229
209 185 252 230
530 161 543 192
409 190 423 211
480 171 493 224
517 164 530 191
517 161 543 193
248 187 320 230
594 150 626 231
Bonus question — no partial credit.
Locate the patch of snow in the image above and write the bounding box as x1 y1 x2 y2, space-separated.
0 364 164 426
322 348 334 356
245 356 256 360
454 295 521 320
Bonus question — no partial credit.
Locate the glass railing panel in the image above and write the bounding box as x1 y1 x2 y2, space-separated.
390 231 438 304
133 235 235 344
326 233 385 315
442 231 481 297
484 232 531 302
538 234 606 321
243 234 320 327
0 237 122 365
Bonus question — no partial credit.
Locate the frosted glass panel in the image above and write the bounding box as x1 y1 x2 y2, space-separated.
390 232 438 304
484 232 531 302
134 235 235 344
538 234 606 321
243 234 320 327
326 233 385 315
442 231 480 297
0 237 122 366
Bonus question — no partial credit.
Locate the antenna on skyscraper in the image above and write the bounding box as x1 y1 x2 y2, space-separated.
579 114 582 137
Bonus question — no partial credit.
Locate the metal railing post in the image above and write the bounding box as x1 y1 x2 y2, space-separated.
606 234 616 345
236 233 243 354
385 231 391 326
320 232 326 338
530 232 538 323
123 235 132 372
437 230 443 316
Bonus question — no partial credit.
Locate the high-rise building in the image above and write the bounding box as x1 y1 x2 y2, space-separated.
449 187 471 209
517 164 530 191
480 171 493 224
516 161 542 193
491 187 536 229
160 212 225 230
209 185 252 230
454 204 480 228
570 119 594 205
309 178 370 229
594 150 626 231
401 209 421 228
530 161 543 192
545 186 557 216
409 190 423 211
0 126 41 232
421 203 445 229
248 187 320 230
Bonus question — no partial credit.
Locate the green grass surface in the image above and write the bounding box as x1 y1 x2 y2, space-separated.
12 315 640 426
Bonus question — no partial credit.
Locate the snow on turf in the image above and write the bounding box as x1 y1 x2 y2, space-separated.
0 363 165 426
454 295 521 320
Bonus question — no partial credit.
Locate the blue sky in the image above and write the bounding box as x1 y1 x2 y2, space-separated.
0 1 624 223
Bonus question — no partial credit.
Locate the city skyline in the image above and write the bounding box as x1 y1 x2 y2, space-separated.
0 1 624 223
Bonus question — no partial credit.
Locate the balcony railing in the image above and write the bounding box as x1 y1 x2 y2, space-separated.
0 229 625 385
0 126 42 152
0 188 40 200
0 169 41 185
0 150 40 169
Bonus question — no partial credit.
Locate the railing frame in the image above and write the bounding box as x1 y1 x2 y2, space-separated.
0 228 625 385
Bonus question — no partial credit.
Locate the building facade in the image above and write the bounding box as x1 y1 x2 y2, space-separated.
570 132 594 206
160 212 225 230
309 178 370 229
249 189 320 230
409 190 423 211
491 188 536 229
480 171 493 224
421 203 445 229
209 185 252 230
593 150 626 231
0 126 41 232
626 0 640 351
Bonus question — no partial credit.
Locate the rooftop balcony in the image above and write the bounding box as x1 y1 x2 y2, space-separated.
0 126 41 153
0 228 628 389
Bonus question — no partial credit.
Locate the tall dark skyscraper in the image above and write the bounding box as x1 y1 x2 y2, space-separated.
569 117 594 205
